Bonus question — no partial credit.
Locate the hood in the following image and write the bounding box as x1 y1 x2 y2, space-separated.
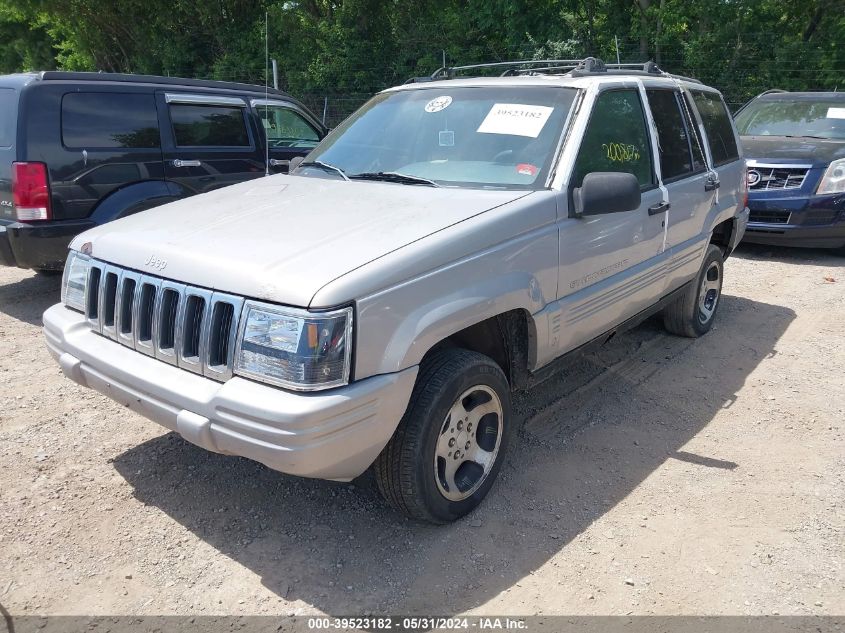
740 135 845 166
71 174 529 307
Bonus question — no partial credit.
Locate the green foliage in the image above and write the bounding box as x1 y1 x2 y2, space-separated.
0 0 842 112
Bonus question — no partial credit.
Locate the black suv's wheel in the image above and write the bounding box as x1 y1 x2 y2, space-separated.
374 348 512 524
663 244 724 337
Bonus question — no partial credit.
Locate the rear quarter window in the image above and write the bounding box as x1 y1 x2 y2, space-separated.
691 90 739 166
62 93 161 149
0 88 16 147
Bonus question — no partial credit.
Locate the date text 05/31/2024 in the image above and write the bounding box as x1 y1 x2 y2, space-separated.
307 617 528 630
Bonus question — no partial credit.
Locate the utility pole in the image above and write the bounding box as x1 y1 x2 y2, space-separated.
271 59 279 90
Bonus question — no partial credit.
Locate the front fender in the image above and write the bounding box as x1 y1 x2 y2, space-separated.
354 230 557 380
89 180 192 224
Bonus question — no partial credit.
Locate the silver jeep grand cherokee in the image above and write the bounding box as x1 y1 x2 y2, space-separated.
44 58 749 523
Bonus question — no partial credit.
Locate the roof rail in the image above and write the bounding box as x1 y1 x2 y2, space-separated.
407 57 700 84
37 71 292 97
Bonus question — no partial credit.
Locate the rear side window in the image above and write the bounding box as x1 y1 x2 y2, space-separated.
0 88 15 147
647 89 706 181
62 93 161 149
691 91 739 166
572 89 654 189
169 104 250 147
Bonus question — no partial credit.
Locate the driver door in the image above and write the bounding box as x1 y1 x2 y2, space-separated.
554 87 669 356
251 100 325 173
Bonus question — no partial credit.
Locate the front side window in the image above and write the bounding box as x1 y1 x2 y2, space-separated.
691 91 739 166
258 105 320 148
734 97 845 141
647 89 701 181
62 93 160 149
572 89 654 189
303 86 578 189
169 104 250 147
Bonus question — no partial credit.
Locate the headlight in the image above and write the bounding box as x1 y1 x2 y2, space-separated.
817 158 845 195
234 301 353 391
61 250 90 312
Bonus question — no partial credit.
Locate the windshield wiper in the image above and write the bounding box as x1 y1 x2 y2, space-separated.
349 171 439 187
298 160 350 181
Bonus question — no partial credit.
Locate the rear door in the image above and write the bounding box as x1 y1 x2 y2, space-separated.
555 86 668 355
157 92 264 194
644 86 712 292
251 99 324 173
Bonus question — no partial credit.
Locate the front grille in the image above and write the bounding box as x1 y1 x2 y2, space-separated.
84 261 244 380
749 209 791 224
748 165 810 191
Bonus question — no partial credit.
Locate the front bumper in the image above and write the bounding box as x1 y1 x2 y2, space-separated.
0 219 96 270
743 194 845 249
43 303 418 481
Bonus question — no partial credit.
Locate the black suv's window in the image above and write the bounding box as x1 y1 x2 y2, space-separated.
690 91 739 166
169 104 250 147
572 89 653 189
258 105 320 148
682 93 706 171
0 88 14 147
647 89 705 181
62 93 161 149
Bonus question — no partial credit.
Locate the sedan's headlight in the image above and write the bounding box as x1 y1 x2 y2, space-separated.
817 158 845 195
61 250 90 312
234 301 353 391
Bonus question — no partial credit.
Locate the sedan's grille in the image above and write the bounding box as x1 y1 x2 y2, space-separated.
748 165 810 191
749 209 791 224
84 261 244 380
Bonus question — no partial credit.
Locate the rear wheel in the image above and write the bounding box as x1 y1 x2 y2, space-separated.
663 244 724 337
374 348 512 524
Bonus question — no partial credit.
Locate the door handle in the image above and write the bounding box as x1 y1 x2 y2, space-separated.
705 179 721 191
648 201 670 216
171 159 202 168
269 159 290 168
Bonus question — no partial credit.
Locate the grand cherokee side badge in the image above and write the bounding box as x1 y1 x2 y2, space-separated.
144 254 167 271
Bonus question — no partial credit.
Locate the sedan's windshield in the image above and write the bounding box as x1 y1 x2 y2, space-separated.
300 86 578 189
735 98 845 140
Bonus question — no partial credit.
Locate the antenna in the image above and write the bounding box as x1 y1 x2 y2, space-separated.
264 11 270 177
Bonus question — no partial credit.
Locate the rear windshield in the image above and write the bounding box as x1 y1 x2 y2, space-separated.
735 98 845 140
0 88 15 147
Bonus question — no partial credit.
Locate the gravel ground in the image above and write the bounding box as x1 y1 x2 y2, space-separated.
0 244 842 617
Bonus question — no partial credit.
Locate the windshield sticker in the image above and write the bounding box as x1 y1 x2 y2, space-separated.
516 163 538 176
439 130 455 147
602 142 640 163
425 96 453 113
826 107 845 119
477 104 554 138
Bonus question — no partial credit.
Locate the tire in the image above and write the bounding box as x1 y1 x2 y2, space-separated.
35 269 63 277
663 243 724 337
374 348 512 524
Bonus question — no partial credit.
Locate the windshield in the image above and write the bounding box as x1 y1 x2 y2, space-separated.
735 98 845 140
301 86 578 189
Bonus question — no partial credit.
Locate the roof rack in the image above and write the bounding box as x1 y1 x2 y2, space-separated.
406 57 701 84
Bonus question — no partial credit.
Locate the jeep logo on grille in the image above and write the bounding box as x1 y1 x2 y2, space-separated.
144 254 167 271
747 169 761 187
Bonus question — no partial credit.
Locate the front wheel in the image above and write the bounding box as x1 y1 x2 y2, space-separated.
374 348 512 524
663 243 724 337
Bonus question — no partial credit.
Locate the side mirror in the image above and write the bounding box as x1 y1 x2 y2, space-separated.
572 172 641 217
289 156 305 172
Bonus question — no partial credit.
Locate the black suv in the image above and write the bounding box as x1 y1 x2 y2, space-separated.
735 91 845 253
0 72 327 272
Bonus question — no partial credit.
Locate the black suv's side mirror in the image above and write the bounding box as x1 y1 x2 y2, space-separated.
572 172 641 217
